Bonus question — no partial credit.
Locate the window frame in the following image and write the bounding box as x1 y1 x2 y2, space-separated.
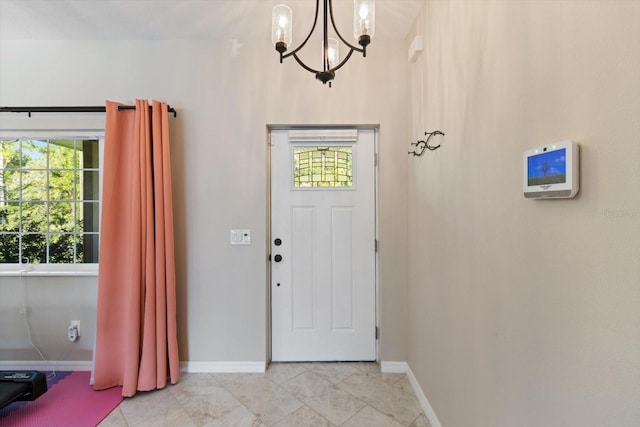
0 130 104 276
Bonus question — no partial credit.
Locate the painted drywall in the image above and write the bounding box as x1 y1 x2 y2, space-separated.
0 35 409 363
0 275 96 363
406 1 640 426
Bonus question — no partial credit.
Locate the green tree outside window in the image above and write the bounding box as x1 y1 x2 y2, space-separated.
0 138 100 264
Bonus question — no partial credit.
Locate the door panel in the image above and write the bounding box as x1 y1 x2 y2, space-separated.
332 207 354 330
292 206 315 330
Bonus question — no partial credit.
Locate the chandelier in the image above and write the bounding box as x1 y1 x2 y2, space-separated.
271 0 375 86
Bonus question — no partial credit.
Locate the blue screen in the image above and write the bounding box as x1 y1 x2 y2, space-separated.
528 148 566 186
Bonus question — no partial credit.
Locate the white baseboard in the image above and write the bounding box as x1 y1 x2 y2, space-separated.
380 361 408 373
405 365 443 427
0 360 93 371
180 361 266 373
381 361 442 427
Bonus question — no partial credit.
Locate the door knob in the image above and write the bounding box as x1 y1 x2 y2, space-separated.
274 254 283 262
274 238 282 246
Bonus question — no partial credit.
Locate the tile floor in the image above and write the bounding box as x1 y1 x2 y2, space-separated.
98 362 432 427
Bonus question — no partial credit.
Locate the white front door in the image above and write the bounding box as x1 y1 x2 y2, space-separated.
271 128 376 361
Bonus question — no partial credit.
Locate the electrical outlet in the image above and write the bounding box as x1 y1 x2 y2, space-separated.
70 321 81 337
68 325 78 342
68 321 81 342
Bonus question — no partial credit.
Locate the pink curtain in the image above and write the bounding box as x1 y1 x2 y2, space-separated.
93 99 179 396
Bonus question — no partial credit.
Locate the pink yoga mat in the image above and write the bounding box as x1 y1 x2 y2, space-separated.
0 371 123 427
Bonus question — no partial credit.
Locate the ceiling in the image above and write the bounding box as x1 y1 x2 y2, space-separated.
0 0 423 41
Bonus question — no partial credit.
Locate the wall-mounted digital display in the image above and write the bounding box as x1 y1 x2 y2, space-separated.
523 141 579 199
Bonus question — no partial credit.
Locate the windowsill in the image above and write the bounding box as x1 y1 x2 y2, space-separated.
0 265 99 277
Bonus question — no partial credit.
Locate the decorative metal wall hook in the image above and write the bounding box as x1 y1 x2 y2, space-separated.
408 131 444 156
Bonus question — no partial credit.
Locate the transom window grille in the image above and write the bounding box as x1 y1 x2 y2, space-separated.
0 138 100 264
293 146 353 188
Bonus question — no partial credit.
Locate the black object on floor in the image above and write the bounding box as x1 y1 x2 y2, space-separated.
0 371 48 409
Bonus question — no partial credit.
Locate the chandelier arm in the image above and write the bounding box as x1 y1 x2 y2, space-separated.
329 48 356 72
282 0 321 60
328 0 365 53
291 53 321 74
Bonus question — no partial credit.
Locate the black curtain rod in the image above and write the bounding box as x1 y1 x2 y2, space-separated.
0 105 177 118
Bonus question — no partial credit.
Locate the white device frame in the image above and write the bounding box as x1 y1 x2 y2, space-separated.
523 140 579 199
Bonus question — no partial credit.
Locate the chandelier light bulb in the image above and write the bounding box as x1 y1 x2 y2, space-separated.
327 38 340 69
277 17 288 41
359 4 368 20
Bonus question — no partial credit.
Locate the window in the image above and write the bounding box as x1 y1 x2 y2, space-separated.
293 146 353 188
0 137 100 264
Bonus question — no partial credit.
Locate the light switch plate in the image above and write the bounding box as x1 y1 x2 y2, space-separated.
230 229 251 245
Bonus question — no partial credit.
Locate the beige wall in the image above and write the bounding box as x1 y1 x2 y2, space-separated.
406 1 640 426
0 275 96 363
0 36 409 364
